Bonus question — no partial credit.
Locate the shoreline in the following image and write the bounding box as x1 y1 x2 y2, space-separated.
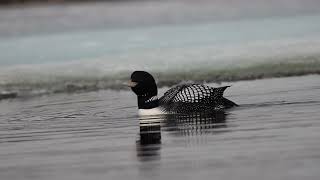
1 74 319 101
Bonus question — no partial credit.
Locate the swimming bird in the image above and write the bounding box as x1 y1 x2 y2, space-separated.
126 71 238 116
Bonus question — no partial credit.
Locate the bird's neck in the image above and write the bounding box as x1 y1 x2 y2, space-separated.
137 95 159 109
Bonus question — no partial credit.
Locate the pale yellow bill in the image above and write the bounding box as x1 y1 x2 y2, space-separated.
123 81 138 87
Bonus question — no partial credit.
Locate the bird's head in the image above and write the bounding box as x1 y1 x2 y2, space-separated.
126 71 158 97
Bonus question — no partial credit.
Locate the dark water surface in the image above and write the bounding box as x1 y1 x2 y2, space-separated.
1 75 320 180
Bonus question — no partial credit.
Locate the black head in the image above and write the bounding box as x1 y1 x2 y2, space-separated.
129 71 158 97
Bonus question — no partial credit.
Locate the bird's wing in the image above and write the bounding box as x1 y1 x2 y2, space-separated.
160 84 230 104
159 84 189 104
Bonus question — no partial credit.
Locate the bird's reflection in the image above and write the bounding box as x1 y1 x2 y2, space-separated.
139 116 162 144
164 111 228 136
136 111 228 160
136 116 163 161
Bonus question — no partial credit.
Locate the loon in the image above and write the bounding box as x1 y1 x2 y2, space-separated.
126 71 238 116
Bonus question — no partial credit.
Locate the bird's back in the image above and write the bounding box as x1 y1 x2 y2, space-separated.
159 84 237 114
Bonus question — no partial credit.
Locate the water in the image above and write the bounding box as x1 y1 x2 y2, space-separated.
1 75 320 180
1 15 320 66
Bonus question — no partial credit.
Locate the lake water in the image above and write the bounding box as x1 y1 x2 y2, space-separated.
1 75 320 180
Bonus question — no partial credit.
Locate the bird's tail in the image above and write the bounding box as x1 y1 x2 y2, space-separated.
214 86 238 108
222 97 238 108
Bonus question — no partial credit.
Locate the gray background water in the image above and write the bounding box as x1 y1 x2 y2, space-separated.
1 0 320 67
1 75 320 180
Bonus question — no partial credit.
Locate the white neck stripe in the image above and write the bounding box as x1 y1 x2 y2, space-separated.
145 96 158 103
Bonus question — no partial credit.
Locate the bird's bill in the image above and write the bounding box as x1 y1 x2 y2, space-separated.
123 80 138 87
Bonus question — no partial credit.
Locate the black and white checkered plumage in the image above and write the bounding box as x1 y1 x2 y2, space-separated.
159 84 237 114
128 71 238 115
